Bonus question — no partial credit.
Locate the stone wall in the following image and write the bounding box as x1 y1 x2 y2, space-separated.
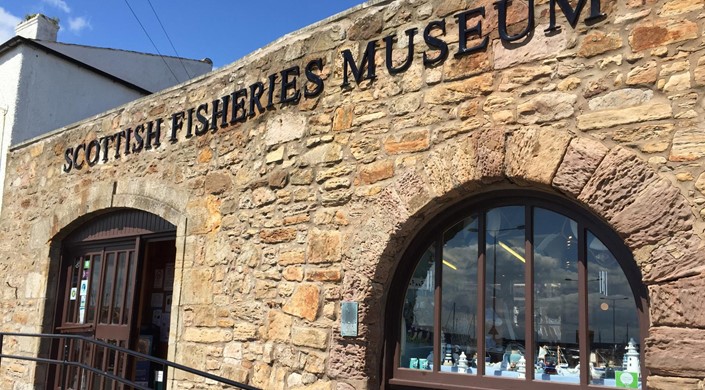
1 0 705 389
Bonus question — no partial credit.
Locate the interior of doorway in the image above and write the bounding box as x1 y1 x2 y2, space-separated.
133 238 176 387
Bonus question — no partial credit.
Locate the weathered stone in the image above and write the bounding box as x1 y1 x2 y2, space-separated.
232 322 259 341
268 170 289 189
670 127 705 161
347 12 383 41
499 65 553 92
267 310 293 341
626 61 658 85
694 56 705 86
283 213 310 226
358 160 394 185
662 72 691 93
579 147 658 222
333 105 354 132
577 103 672 131
476 127 506 182
279 251 305 266
350 136 380 163
291 168 314 185
315 165 355 183
283 266 304 282
303 143 344 166
182 327 232 343
205 172 232 195
659 60 690 77
306 268 342 282
291 326 329 349
650 275 705 328
323 177 351 191
505 128 572 185
424 73 494 104
283 284 320 321
383 129 430 154
265 113 306 146
517 92 577 124
304 350 327 374
646 376 702 390
557 76 581 91
588 88 653 110
443 51 491 81
252 187 276 207
181 268 214 304
388 92 422 116
646 327 705 377
629 19 698 52
307 229 341 264
493 26 567 70
611 177 694 248
260 227 297 244
659 0 705 16
637 231 705 283
578 31 623 58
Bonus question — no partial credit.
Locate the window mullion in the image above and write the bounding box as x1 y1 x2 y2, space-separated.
434 236 443 372
524 206 534 380
477 212 486 377
578 224 589 386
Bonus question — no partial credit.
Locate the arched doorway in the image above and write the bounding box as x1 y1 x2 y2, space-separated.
52 209 177 389
384 190 649 389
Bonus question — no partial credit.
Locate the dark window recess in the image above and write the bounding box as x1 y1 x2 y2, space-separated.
385 192 649 390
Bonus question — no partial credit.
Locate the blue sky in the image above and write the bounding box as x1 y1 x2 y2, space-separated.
0 0 366 67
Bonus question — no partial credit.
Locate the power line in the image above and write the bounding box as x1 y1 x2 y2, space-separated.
123 0 179 84
145 0 192 78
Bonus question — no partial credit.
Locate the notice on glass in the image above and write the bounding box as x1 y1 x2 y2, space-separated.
153 269 164 289
70 287 78 301
151 293 163 308
164 263 175 291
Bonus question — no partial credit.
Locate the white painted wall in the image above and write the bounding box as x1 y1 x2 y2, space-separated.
0 47 24 215
12 44 145 144
0 44 145 211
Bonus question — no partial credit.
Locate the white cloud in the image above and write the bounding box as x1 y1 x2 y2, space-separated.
42 0 71 14
0 7 21 43
68 16 91 34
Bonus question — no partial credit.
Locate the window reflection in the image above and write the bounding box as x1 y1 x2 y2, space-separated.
397 202 642 388
441 216 478 374
400 245 435 369
485 206 525 377
588 232 641 388
534 208 579 383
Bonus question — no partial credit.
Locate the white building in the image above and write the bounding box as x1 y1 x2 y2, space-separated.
0 14 212 209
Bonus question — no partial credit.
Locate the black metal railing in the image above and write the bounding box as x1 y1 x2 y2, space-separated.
0 332 260 390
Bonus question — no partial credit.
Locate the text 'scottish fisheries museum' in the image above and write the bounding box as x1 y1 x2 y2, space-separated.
1 0 705 389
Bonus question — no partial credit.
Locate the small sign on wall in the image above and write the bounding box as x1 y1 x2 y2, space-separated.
341 301 358 337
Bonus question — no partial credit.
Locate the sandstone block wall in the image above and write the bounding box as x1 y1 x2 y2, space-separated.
2 0 705 389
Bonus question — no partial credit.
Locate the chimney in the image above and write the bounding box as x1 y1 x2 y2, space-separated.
15 14 59 42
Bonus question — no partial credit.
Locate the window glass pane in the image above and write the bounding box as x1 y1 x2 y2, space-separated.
441 216 478 374
123 251 135 324
112 252 127 324
100 253 116 324
400 244 436 370
533 208 580 383
86 254 102 324
588 232 641 388
485 206 525 378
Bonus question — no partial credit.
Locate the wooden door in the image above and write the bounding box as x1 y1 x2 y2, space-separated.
56 242 139 390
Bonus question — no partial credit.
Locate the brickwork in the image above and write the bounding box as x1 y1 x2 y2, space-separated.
2 0 705 389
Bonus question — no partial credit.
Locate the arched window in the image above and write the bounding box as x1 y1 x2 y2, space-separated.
385 192 648 389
